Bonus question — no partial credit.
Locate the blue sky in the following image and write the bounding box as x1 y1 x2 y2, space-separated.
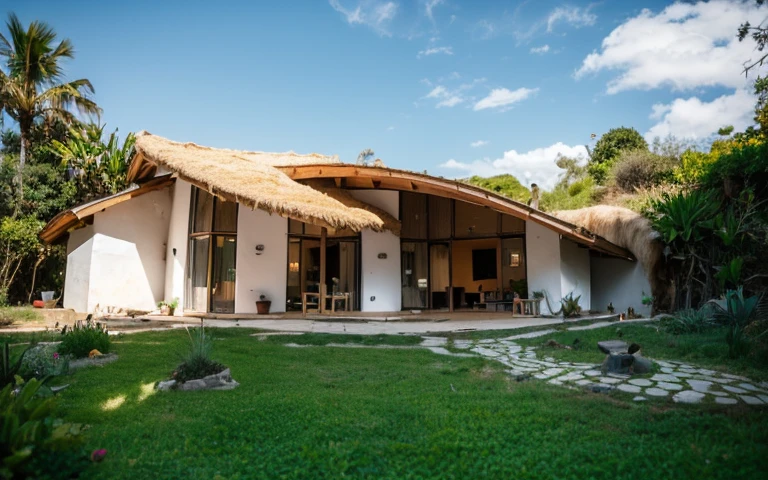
6 0 767 189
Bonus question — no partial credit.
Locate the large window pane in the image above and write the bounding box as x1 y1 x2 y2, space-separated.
210 236 237 313
286 239 301 311
455 201 497 237
501 214 525 234
213 199 238 232
428 196 451 239
192 189 214 233
430 244 450 309
502 237 527 298
401 242 428 308
401 192 427 239
185 235 210 312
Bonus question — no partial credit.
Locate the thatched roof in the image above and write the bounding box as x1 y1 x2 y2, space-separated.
131 132 386 232
552 205 672 310
302 179 400 235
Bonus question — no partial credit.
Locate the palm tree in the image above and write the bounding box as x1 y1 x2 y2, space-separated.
0 13 100 196
356 148 375 165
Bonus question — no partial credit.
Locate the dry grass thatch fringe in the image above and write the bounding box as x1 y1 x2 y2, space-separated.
133 132 385 232
303 180 401 235
553 205 673 311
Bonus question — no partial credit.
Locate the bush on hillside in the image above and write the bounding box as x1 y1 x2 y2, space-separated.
540 177 597 211
466 175 530 203
610 149 678 192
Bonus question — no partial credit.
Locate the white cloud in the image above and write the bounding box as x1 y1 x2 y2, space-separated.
547 5 597 33
575 0 767 94
417 46 453 58
425 85 463 108
441 143 589 190
422 78 486 109
425 0 444 22
470 140 489 148
473 87 539 111
329 0 398 36
530 44 550 54
646 89 755 141
387 126 396 131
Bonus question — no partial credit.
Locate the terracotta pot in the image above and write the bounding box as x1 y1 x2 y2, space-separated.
256 300 271 315
160 305 171 316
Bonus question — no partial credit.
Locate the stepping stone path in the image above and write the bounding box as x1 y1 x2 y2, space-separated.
449 336 768 406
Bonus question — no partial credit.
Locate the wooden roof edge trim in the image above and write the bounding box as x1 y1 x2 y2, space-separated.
280 164 634 260
39 175 176 244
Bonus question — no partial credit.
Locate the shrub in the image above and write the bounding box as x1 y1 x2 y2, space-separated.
0 379 86 479
712 287 762 359
561 293 581 318
609 149 678 192
59 318 111 359
661 308 715 335
173 326 225 383
540 177 597 211
588 127 648 184
19 344 69 379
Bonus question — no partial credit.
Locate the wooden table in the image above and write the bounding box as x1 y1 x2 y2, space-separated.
302 292 350 314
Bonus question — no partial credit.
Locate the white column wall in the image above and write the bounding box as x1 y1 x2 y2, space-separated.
559 239 591 312
351 190 401 312
591 257 651 317
63 233 94 313
63 187 172 313
163 180 192 314
235 208 288 313
525 221 561 315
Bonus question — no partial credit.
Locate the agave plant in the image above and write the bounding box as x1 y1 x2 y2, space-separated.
710 287 762 358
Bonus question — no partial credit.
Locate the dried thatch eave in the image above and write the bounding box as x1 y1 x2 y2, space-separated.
130 132 385 233
552 205 672 310
302 179 401 235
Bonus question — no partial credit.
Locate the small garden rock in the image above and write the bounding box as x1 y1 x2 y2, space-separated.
673 390 705 404
597 340 628 354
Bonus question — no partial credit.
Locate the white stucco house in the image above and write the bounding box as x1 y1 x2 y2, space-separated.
40 132 665 317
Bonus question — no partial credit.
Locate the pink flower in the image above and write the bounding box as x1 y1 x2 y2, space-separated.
91 449 107 462
53 352 59 360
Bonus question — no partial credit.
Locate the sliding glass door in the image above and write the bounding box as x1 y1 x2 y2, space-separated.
184 187 238 313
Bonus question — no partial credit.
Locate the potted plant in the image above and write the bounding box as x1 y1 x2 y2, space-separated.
158 300 170 316
158 298 179 316
256 294 271 314
167 298 179 316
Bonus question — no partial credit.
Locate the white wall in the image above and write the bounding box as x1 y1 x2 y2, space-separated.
351 190 401 312
591 256 651 317
560 239 591 312
235 207 288 313
526 221 561 315
163 180 192 314
63 187 173 313
63 234 93 313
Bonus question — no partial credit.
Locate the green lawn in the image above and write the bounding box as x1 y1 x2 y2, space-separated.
509 322 768 381
41 328 768 479
0 306 44 326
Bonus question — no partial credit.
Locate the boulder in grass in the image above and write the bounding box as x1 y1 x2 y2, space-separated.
157 368 239 391
632 354 652 374
597 340 628 354
601 352 635 374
